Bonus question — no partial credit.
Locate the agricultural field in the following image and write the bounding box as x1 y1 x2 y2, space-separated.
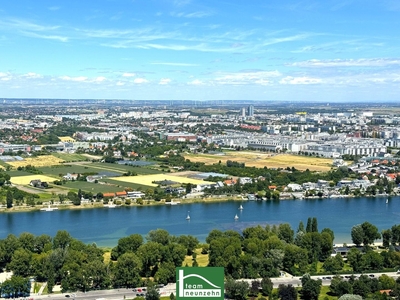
110 173 213 187
51 153 91 162
101 178 156 191
185 151 335 172
36 162 160 177
90 162 161 175
61 181 128 194
7 155 64 168
10 174 58 185
4 170 33 177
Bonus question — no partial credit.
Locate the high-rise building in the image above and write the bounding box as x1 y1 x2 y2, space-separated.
240 107 246 117
247 105 254 117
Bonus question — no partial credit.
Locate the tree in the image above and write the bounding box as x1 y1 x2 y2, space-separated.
347 248 364 272
225 279 249 300
323 255 343 273
300 274 321 300
361 221 381 246
113 252 142 288
306 217 312 233
111 234 143 260
382 229 392 248
53 230 72 249
8 249 32 277
311 217 318 233
6 190 13 208
146 229 170 245
330 276 353 297
177 235 199 255
67 191 81 205
379 274 395 290
297 221 305 233
278 224 294 244
145 284 160 300
249 280 260 297
260 277 273 296
321 228 334 241
351 225 364 246
278 284 297 300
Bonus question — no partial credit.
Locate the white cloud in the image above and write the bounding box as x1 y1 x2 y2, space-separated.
122 72 136 77
59 76 87 82
291 58 400 68
116 81 125 86
279 76 322 85
170 11 213 18
23 72 42 79
159 78 171 85
151 62 199 66
213 70 281 85
188 79 204 85
133 78 148 84
93 76 106 82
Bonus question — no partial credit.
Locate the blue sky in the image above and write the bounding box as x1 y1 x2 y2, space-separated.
1 0 400 101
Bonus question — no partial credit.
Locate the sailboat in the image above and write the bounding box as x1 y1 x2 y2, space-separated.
386 198 389 204
186 211 191 220
239 204 243 210
234 214 239 220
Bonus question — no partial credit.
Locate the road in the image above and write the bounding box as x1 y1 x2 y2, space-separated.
23 273 400 300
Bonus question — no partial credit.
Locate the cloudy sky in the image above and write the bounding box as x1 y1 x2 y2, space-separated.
1 0 400 101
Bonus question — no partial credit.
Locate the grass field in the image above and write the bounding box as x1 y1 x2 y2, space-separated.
101 178 156 191
62 181 129 193
183 248 208 267
7 155 64 168
5 170 34 177
185 151 335 171
10 174 58 185
110 173 213 187
90 162 161 174
37 162 161 177
51 153 90 162
38 165 106 176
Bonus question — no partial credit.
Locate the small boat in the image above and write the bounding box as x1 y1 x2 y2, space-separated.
234 214 239 220
166 200 180 205
186 211 191 220
239 205 243 210
105 204 116 208
40 205 58 212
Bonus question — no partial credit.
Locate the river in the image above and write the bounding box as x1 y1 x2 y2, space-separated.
0 196 398 247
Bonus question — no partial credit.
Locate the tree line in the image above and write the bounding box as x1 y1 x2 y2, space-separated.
1 219 400 299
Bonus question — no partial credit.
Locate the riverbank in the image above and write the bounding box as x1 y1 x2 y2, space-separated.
0 192 396 214
0 194 245 213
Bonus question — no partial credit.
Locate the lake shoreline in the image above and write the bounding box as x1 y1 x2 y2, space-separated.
1 196 397 247
0 192 395 214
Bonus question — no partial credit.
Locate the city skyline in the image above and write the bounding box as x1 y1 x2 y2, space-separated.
1 0 400 101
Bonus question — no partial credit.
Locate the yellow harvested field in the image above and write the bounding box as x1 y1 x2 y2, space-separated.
110 173 213 186
10 175 57 185
185 152 334 171
7 155 64 168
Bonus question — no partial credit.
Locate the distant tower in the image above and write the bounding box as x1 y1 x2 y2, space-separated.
240 107 246 117
247 105 254 117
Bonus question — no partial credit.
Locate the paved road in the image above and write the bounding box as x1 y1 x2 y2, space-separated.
24 272 400 300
